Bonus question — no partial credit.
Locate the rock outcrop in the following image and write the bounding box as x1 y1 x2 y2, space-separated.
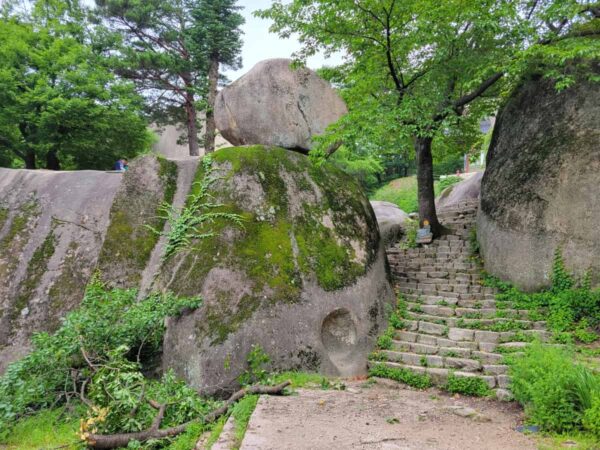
478 65 600 291
159 146 394 395
370 201 409 247
0 168 121 372
436 172 483 211
0 155 182 373
215 59 347 152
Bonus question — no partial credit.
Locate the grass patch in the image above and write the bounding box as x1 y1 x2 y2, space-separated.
368 363 432 389
231 395 259 449
206 416 227 449
1 408 81 449
370 175 461 213
445 374 492 397
538 432 600 449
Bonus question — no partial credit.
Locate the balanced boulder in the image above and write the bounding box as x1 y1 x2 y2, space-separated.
215 59 347 152
158 146 394 395
370 201 409 247
478 64 600 291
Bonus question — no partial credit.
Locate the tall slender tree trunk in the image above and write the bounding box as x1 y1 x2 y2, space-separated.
185 97 200 157
204 55 219 154
24 149 36 170
414 135 443 237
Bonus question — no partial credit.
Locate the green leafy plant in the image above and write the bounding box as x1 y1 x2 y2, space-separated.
83 348 218 437
468 226 480 256
510 342 600 433
238 345 271 386
400 219 419 249
437 176 462 192
376 326 395 350
368 364 432 390
445 374 491 397
0 278 201 437
389 312 405 330
583 394 600 438
148 156 244 260
551 248 575 292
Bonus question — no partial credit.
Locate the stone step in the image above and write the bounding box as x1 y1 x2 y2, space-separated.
392 339 503 364
382 350 483 372
404 302 530 320
371 361 498 389
406 312 547 331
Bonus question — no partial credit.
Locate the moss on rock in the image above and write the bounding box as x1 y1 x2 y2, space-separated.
160 146 379 344
12 227 57 324
97 155 178 287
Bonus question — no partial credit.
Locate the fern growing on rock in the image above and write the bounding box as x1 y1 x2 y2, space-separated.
148 156 244 260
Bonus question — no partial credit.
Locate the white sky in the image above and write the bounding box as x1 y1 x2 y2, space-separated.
73 0 343 80
222 0 344 80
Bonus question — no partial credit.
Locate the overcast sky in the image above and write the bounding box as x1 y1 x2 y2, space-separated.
223 0 344 80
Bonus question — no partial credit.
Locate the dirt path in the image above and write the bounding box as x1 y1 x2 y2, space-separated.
240 379 536 450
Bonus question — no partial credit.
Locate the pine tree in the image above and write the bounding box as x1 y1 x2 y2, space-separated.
190 0 244 153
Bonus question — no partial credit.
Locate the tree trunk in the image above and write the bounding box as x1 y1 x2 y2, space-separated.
204 55 219 154
414 136 443 237
46 149 60 171
24 149 36 170
185 98 200 157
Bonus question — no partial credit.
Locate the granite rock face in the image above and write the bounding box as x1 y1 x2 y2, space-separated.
215 59 347 152
478 64 600 291
436 172 483 211
159 146 394 395
370 201 409 247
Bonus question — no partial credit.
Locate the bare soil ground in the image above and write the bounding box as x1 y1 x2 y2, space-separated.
240 379 536 450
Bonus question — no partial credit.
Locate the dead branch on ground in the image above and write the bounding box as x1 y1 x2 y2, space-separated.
85 380 291 449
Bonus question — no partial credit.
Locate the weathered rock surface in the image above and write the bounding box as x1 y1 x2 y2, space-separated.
159 146 394 395
0 155 181 373
215 59 347 152
478 65 600 291
370 200 409 247
437 172 483 211
0 168 122 372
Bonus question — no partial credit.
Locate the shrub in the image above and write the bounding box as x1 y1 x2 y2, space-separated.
0 279 201 437
445 374 491 397
583 394 600 438
510 342 600 433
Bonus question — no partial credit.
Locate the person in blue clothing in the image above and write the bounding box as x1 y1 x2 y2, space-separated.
113 159 129 171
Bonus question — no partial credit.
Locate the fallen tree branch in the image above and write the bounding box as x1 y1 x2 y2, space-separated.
85 380 291 449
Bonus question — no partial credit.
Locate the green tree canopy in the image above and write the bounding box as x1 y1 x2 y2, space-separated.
0 1 152 170
259 0 600 235
189 0 244 153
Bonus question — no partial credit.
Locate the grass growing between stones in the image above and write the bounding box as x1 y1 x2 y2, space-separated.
231 395 259 449
445 374 492 397
368 363 433 389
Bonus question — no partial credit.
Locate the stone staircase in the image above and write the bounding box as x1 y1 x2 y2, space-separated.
380 200 549 398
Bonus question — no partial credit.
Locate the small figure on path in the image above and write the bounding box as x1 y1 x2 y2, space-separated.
113 158 129 172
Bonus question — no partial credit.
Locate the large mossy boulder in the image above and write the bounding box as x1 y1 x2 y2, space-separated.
159 146 394 395
214 59 347 152
478 64 600 291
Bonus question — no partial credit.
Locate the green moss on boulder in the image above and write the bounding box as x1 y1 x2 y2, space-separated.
97 155 178 287
161 146 393 395
161 146 379 342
